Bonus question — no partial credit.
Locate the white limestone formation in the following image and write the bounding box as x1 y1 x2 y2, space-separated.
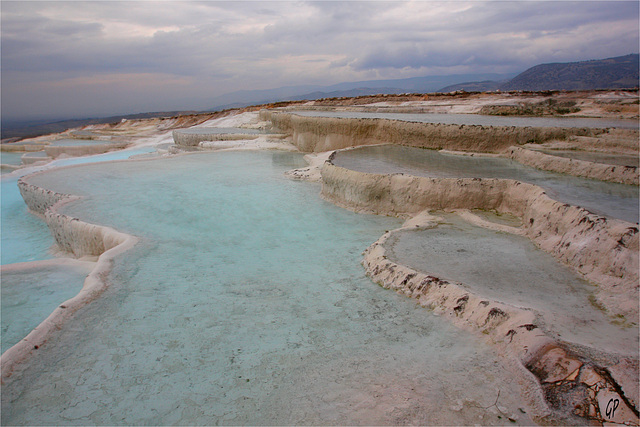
3 174 138 381
314 155 639 424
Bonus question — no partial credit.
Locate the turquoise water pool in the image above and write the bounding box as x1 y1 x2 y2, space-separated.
1 177 56 265
1 147 160 362
1 261 93 353
1 147 158 265
2 151 533 425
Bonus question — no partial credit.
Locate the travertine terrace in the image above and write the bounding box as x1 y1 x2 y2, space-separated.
262 90 639 424
3 176 137 378
4 90 639 425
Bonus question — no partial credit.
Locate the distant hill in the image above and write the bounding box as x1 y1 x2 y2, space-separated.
440 54 639 92
287 87 407 101
209 87 408 111
503 54 639 91
3 72 514 140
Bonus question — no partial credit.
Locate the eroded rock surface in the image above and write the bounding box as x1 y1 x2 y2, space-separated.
361 215 638 425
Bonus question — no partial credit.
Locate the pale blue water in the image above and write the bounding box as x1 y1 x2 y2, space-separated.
1 152 24 166
1 147 158 265
1 147 159 358
23 151 49 158
333 145 640 223
52 146 157 166
293 110 640 129
2 151 534 425
1 177 55 265
1 262 92 353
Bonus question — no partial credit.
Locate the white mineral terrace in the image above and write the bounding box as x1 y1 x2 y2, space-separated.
1 97 638 425
266 102 639 424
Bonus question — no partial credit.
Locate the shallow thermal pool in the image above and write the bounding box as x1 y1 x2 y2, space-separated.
333 145 639 223
1 147 161 359
1 260 93 353
385 214 639 356
2 151 535 425
1 151 25 166
1 147 159 265
291 110 640 129
1 177 56 265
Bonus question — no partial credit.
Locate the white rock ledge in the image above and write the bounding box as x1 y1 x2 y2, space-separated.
364 231 639 424
172 129 259 146
260 110 606 153
2 174 138 381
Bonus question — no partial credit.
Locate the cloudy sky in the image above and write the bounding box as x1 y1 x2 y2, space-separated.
2 1 638 122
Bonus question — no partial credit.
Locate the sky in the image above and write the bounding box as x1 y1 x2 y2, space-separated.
1 0 639 122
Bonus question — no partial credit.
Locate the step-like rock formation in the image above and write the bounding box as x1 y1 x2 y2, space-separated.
260 110 604 153
318 155 638 425
320 160 638 320
2 174 138 380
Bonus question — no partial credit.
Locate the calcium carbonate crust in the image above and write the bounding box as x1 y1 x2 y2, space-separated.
260 110 605 153
1 173 138 381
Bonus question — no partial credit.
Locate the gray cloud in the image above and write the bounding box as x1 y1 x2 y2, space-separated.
1 1 638 121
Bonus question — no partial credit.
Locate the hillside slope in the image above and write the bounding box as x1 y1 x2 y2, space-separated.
503 54 639 91
441 54 639 92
